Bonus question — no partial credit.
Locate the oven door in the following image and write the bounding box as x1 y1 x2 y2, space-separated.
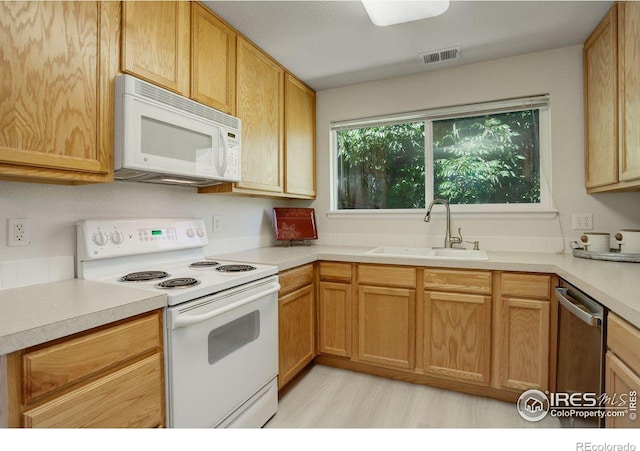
165 276 279 428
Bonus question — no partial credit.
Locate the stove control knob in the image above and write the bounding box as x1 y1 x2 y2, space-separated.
111 231 124 245
93 231 107 246
186 228 195 238
196 227 204 238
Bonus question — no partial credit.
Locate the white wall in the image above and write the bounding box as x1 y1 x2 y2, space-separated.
312 45 640 253
0 179 285 287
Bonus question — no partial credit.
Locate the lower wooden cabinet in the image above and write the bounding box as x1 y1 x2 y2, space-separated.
494 273 554 392
278 264 315 389
356 285 415 369
606 313 640 428
3 310 165 428
420 290 492 385
318 282 351 357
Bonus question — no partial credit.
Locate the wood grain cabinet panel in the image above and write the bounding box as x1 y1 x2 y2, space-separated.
23 354 164 428
121 1 190 96
278 284 315 388
421 291 492 385
235 36 284 193
608 313 640 375
359 265 416 289
497 298 550 391
501 273 550 299
319 262 352 283
619 1 640 182
0 1 118 183
23 312 161 403
357 286 415 369
584 4 619 189
284 74 316 198
4 310 165 428
318 282 351 357
279 264 314 296
584 2 640 192
424 269 492 295
191 3 236 114
605 352 640 428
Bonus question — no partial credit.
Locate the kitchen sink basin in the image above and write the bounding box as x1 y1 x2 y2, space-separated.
366 246 489 261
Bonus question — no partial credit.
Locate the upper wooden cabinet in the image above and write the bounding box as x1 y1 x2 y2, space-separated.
284 74 316 198
121 1 190 97
584 2 640 193
191 3 236 115
0 1 118 184
235 37 285 193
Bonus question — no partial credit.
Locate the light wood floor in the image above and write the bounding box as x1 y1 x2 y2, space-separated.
266 364 561 428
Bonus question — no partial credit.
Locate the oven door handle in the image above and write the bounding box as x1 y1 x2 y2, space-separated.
555 287 602 327
172 283 281 329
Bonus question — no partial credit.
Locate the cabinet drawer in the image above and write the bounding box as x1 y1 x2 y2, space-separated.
608 313 640 375
319 262 352 282
23 311 161 403
23 353 164 428
502 273 551 299
358 265 416 289
279 264 314 295
424 269 492 294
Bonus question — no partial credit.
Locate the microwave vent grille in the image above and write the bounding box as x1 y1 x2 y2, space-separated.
134 80 240 130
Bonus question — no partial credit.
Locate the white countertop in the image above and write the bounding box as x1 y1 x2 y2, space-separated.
0 279 166 355
213 245 640 330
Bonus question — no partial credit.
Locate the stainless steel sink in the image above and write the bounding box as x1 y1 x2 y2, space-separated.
366 246 488 261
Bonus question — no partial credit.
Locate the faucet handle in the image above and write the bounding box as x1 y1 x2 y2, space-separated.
466 240 480 250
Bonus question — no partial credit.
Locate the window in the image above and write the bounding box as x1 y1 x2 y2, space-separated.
331 97 551 214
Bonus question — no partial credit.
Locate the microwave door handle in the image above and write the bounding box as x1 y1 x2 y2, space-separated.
218 133 228 176
555 287 602 326
172 283 281 329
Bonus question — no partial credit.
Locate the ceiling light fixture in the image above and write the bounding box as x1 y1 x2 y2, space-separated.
362 0 450 27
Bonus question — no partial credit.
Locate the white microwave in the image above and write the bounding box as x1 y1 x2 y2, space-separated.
114 74 241 187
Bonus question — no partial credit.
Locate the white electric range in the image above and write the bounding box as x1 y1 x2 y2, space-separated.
77 218 280 428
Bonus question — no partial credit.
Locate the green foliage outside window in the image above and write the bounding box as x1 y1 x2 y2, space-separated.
335 110 541 209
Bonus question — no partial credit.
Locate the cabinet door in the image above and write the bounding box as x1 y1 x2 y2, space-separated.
122 1 190 96
284 74 316 198
357 286 415 369
605 352 640 428
191 3 236 114
584 5 618 188
236 37 284 193
498 298 550 391
22 353 164 428
318 282 351 357
0 1 117 183
279 285 315 388
422 291 491 384
619 2 640 182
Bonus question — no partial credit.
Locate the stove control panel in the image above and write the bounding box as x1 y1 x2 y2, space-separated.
78 218 208 260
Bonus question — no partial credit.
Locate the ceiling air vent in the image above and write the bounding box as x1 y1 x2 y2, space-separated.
418 46 461 65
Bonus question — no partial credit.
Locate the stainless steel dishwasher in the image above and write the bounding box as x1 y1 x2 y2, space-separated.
555 279 607 428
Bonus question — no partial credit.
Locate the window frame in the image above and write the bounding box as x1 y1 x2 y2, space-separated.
329 96 556 219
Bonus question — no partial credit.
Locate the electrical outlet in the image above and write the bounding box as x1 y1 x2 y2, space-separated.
212 215 221 233
572 213 593 231
8 218 31 247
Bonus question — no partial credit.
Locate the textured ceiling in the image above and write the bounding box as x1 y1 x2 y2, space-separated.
204 1 613 91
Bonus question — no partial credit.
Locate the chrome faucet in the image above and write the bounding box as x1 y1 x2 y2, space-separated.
423 198 463 248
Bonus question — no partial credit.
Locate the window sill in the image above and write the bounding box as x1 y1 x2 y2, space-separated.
326 208 559 220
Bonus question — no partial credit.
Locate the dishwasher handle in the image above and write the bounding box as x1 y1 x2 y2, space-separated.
555 287 603 327
172 283 281 329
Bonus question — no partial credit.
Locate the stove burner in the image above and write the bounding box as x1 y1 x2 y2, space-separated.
119 271 170 282
155 278 200 289
189 261 219 268
215 264 257 273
